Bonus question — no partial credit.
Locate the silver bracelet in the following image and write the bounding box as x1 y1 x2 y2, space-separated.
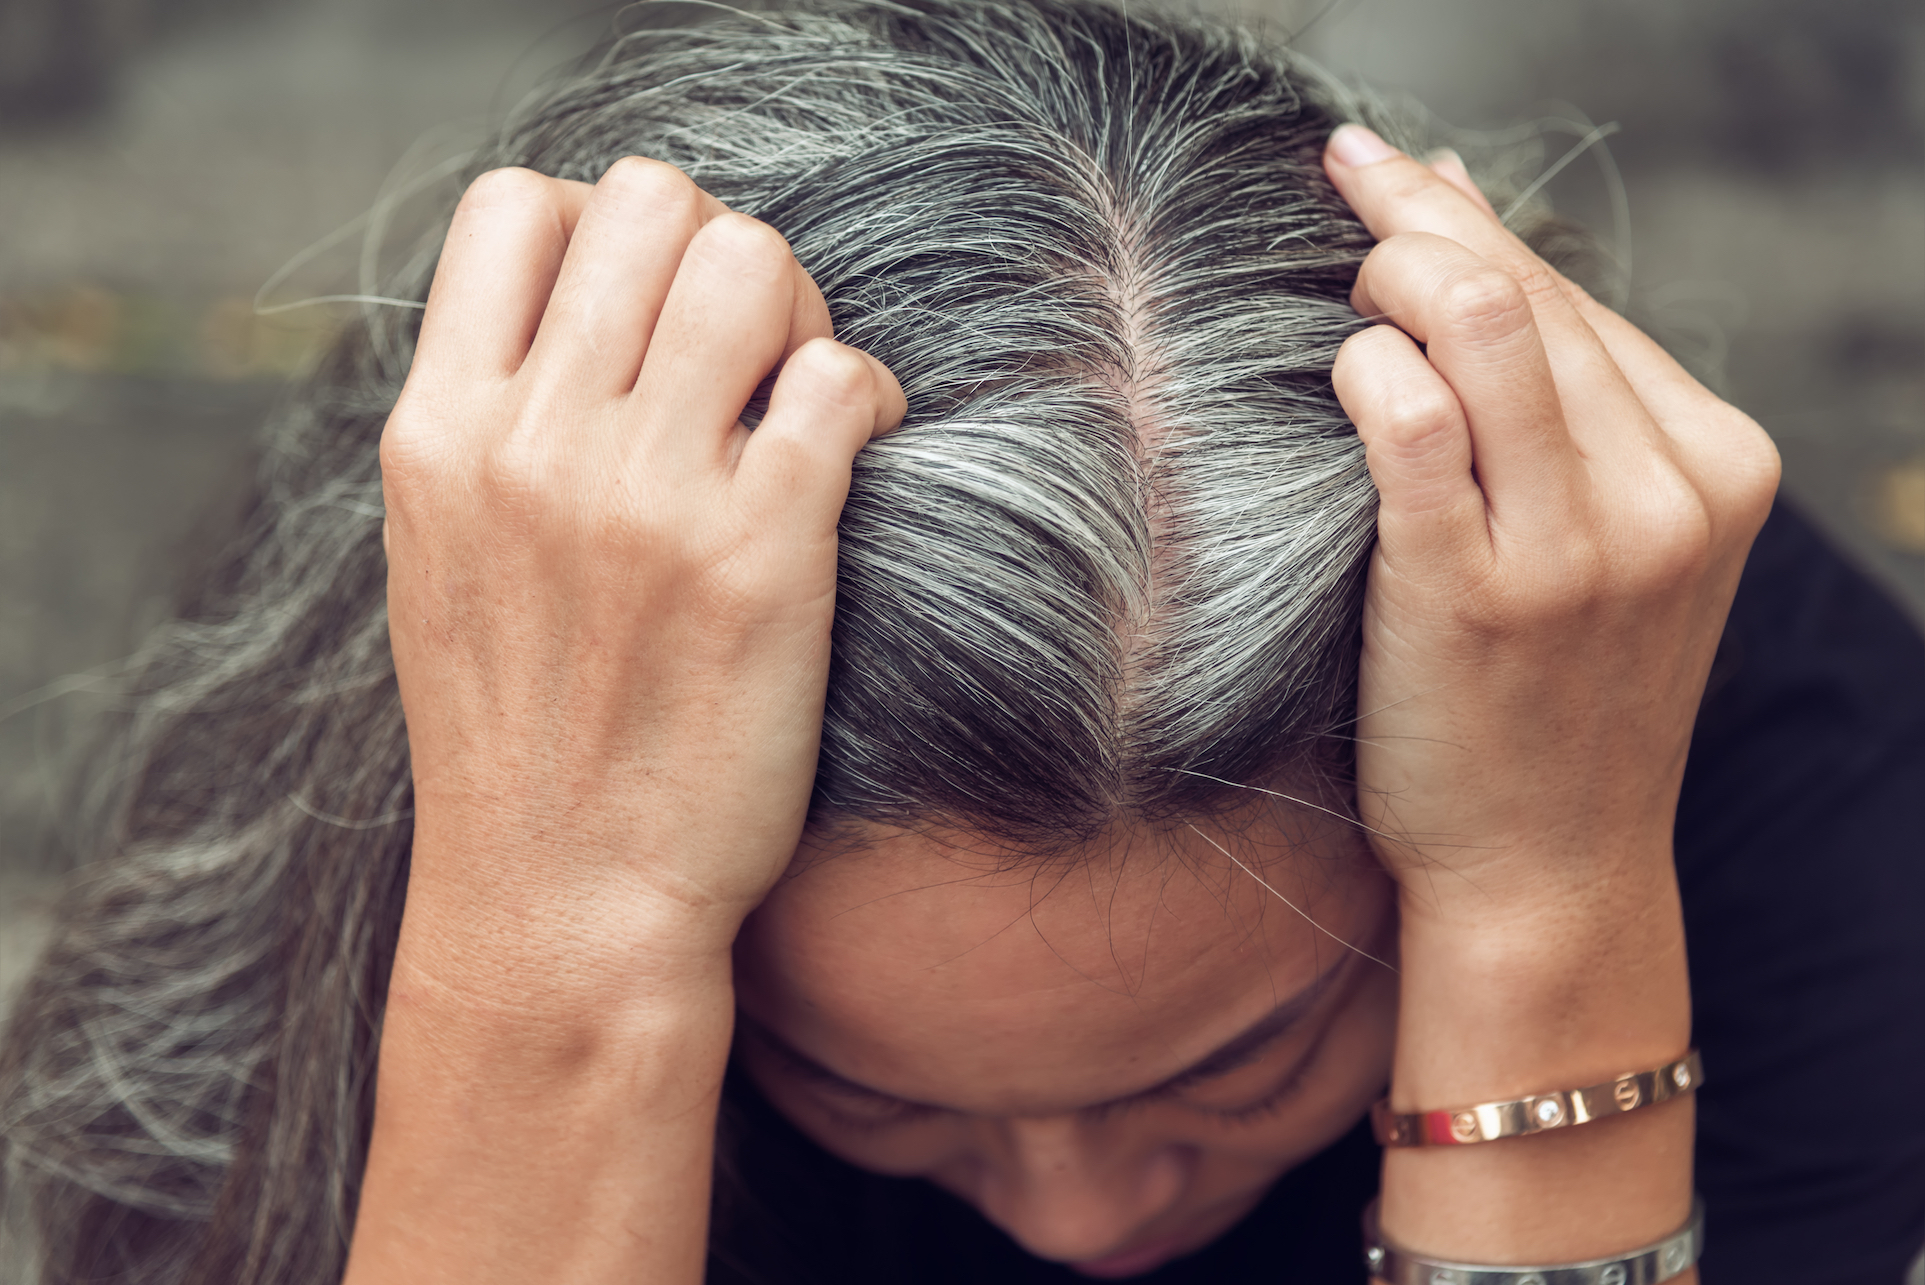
1363 1198 1704 1285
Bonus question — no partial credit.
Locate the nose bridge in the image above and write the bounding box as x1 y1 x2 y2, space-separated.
1004 1112 1093 1175
973 1112 1189 1260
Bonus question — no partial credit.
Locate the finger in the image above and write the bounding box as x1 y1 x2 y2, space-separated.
1335 128 1666 466
737 261 835 429
1339 130 1728 458
1327 126 1603 356
1351 232 1581 516
785 263 834 363
1332 325 1487 564
737 337 905 530
416 168 592 380
1569 292 1782 529
525 156 730 397
630 213 803 473
1423 148 1497 219
1558 286 1739 436
1331 128 1778 545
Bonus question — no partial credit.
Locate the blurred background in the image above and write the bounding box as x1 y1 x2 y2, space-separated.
3 0 1922 1004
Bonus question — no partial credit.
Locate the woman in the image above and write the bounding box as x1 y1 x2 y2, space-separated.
3 1 1921 1282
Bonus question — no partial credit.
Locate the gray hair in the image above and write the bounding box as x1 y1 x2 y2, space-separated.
0 0 1597 1279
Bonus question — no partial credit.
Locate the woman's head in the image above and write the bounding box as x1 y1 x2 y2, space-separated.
467 13 1404 1264
495 19 1401 1261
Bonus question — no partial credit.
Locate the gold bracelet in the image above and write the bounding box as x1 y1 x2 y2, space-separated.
1372 1050 1702 1147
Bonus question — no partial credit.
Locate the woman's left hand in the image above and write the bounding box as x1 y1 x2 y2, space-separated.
1328 126 1779 936
1322 124 1778 1268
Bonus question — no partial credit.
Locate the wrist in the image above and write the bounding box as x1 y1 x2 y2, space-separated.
399 811 760 992
386 871 742 1049
1385 821 1679 928
1390 860 1691 1108
406 753 809 937
1378 852 1695 1269
352 939 734 1285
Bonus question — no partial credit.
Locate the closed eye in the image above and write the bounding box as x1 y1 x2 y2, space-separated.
1184 1008 1335 1126
1195 1057 1313 1124
741 1022 948 1128
737 945 1351 1133
807 1076 945 1128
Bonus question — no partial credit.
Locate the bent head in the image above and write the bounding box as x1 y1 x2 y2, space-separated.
507 0 1407 1270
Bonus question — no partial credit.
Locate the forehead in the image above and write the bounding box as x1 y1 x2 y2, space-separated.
732 813 1383 1115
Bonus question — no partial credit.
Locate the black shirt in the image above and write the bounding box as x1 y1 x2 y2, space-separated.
710 501 1925 1285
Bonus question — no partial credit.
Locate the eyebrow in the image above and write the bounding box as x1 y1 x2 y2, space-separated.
738 948 1353 1115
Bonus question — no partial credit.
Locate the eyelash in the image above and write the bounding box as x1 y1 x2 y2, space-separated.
807 1077 943 1130
1183 1035 1330 1126
825 1096 941 1131
1201 1065 1309 1124
813 1062 1313 1132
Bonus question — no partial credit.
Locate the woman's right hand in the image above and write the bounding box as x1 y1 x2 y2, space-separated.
348 159 901 1285
381 158 903 987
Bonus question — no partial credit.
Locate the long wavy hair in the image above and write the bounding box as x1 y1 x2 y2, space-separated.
0 1 1603 1279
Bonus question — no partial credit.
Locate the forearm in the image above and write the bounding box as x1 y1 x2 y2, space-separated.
1319 119 1771 1285
1379 857 1696 1277
343 850 739 1285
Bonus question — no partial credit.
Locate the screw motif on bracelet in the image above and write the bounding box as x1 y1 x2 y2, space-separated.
1372 1051 1702 1148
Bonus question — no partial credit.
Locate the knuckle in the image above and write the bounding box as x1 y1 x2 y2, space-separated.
1377 380 1460 443
376 429 429 499
1580 468 1717 603
1512 262 1572 315
1719 406 1783 510
599 155 701 217
1438 266 1533 340
1640 491 1716 584
789 338 874 407
699 212 794 275
378 399 443 489
1555 270 1598 311
458 165 556 213
477 418 554 506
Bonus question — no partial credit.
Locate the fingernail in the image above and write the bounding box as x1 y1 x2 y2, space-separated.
1424 146 1467 173
1329 123 1401 168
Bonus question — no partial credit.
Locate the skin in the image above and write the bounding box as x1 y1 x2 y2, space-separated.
345 124 1779 1284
